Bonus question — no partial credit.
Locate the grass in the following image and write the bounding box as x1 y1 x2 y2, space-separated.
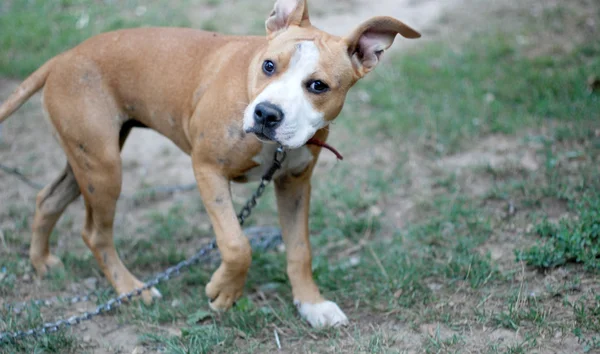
343 22 600 156
0 0 273 78
517 191 600 270
0 0 194 78
1 0 600 352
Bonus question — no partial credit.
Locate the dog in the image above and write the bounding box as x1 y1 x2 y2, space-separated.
0 0 420 327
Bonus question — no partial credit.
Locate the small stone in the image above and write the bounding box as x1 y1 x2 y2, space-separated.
236 329 247 339
556 267 569 279
22 273 32 282
348 256 360 266
490 247 504 261
167 328 182 337
525 224 534 233
83 335 91 342
520 151 539 171
258 282 280 293
83 277 98 290
369 205 382 217
171 299 182 308
132 347 145 354
427 283 442 291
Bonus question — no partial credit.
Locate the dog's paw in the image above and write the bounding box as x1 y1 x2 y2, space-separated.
206 264 246 311
118 281 162 305
136 287 163 306
295 300 349 328
31 254 64 277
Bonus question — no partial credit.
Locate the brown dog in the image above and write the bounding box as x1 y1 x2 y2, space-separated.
0 0 419 327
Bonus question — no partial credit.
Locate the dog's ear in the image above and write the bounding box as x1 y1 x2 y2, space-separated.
345 16 420 77
266 0 310 38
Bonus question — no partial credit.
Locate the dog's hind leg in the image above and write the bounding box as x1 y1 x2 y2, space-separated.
30 120 134 277
41 71 159 304
71 124 160 304
71 128 160 304
30 164 81 276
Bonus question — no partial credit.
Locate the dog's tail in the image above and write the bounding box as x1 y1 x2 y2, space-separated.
0 57 57 124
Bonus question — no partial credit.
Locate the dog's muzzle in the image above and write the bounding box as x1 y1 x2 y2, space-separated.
246 101 284 142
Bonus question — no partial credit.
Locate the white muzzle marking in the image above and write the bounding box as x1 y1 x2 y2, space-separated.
243 41 326 149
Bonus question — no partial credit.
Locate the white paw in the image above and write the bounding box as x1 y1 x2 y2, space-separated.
295 300 349 328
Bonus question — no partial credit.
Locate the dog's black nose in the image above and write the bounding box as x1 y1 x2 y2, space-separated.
254 102 284 128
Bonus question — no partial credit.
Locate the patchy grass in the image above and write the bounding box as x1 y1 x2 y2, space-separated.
343 16 600 156
1 0 600 353
0 0 275 78
0 303 78 354
0 0 194 77
517 191 600 270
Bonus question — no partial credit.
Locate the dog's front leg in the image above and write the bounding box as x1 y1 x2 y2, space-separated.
193 164 251 310
275 171 349 328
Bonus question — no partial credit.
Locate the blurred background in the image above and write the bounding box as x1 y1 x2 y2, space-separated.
0 0 599 353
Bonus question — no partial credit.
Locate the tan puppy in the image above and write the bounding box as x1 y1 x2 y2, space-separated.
0 0 419 327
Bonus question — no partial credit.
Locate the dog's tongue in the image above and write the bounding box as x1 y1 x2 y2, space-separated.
306 138 343 160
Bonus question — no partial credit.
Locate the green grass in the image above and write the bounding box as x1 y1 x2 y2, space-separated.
0 0 193 78
0 303 78 354
344 27 600 156
517 191 600 269
1 0 600 352
0 0 273 78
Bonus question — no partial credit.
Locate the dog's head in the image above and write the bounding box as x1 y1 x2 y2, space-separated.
243 0 420 148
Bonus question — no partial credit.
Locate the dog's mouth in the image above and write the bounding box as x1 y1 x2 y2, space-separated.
245 127 279 144
245 127 344 160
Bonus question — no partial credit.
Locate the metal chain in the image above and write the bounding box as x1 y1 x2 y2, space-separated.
3 293 96 314
0 146 286 344
3 228 282 314
238 147 286 225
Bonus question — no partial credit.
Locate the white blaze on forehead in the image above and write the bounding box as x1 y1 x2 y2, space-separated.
243 41 327 149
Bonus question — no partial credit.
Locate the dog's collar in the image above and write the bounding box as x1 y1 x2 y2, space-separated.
306 138 343 160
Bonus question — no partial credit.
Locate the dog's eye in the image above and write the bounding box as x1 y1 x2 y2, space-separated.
262 60 276 76
307 80 329 94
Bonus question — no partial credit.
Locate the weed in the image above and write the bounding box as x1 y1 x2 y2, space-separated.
517 190 600 269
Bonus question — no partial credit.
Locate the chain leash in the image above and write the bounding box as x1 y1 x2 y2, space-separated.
0 146 287 344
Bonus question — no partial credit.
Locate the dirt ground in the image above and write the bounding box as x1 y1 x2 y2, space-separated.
0 0 594 353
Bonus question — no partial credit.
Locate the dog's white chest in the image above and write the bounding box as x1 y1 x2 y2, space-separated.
242 143 313 182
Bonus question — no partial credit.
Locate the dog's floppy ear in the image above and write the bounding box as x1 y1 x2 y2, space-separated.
345 16 420 77
266 0 310 38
